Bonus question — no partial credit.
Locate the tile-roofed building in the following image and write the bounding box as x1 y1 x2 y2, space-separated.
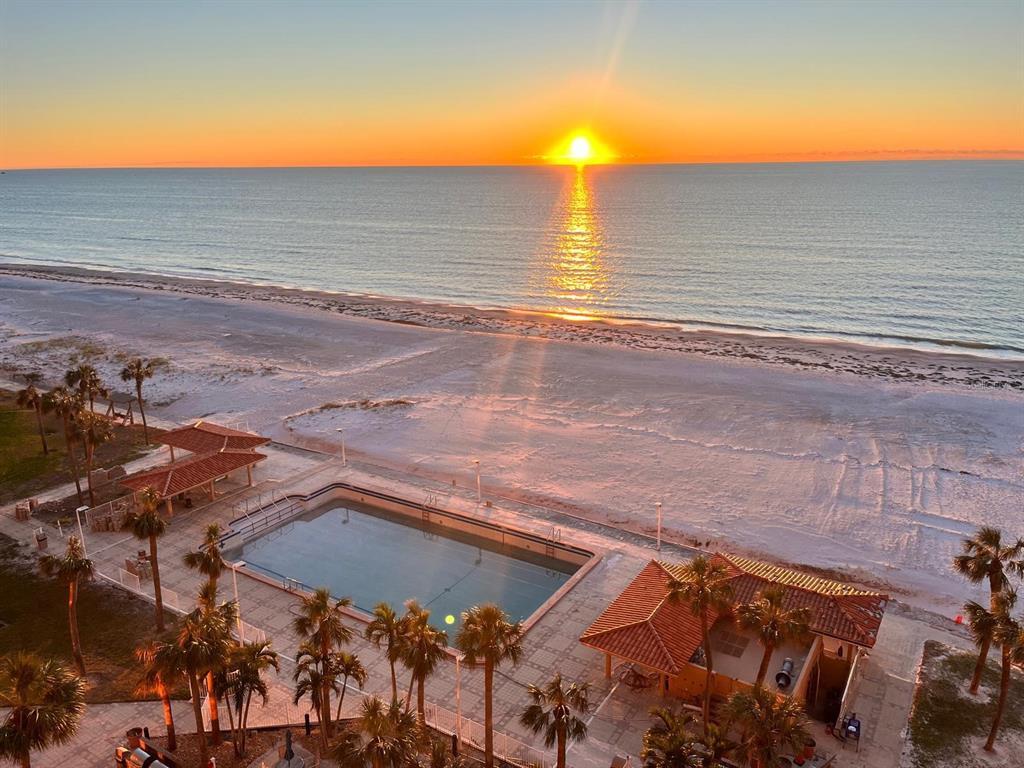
580 552 889 709
159 420 270 457
119 449 266 504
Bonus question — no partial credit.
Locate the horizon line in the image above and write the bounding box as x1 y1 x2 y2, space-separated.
5 153 1024 172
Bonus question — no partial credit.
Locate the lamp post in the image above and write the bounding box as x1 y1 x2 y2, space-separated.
336 428 347 466
455 654 462 744
472 459 481 504
655 502 663 552
230 561 244 642
75 505 89 557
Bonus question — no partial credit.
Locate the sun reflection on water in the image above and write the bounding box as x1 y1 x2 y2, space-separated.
542 167 611 320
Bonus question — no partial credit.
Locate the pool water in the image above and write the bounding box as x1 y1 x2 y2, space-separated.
230 503 578 629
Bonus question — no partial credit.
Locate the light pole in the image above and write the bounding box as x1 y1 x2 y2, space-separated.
75 505 89 557
472 459 481 504
455 654 462 743
231 561 244 641
655 501 663 552
336 428 347 466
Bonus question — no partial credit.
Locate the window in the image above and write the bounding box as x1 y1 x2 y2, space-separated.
716 629 751 658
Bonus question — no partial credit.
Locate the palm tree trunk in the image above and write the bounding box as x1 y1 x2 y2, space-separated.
404 667 416 712
34 405 48 454
557 725 567 768
242 690 254 755
336 675 349 721
701 613 713 734
970 636 991 694
417 674 425 724
318 692 330 751
85 442 96 507
754 644 773 689
136 382 149 444
389 659 398 704
149 535 164 632
320 639 332 738
68 579 86 675
207 670 222 744
63 419 83 504
19 751 30 768
223 690 239 757
158 678 177 751
187 669 209 767
984 646 1011 751
484 661 494 768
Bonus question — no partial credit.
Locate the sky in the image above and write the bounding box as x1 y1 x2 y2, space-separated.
1 0 1022 168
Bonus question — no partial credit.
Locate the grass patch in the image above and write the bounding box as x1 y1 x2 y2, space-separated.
0 389 164 505
906 640 1024 768
0 533 183 703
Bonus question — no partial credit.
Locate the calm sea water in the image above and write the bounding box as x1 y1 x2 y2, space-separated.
1 161 1021 354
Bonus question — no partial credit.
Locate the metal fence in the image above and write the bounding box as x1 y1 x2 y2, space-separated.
85 497 133 532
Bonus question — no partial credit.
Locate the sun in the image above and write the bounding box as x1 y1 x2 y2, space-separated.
568 136 593 162
547 131 615 165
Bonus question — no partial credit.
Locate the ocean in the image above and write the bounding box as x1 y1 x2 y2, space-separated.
1 161 1021 354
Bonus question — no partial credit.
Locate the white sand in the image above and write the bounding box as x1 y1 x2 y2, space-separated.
2 265 1022 613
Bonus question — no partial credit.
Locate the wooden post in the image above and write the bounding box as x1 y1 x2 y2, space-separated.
246 465 253 487
208 480 215 500
164 498 173 518
169 446 175 462
605 654 612 679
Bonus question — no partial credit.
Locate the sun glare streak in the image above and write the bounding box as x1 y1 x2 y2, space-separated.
540 167 612 320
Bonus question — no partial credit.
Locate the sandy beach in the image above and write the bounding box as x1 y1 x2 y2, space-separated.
2 264 1022 613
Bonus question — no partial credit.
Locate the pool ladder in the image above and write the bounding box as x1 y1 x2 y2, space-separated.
545 527 561 558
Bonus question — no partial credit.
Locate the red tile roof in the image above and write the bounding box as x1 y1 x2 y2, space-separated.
580 553 888 674
119 450 266 500
158 420 269 454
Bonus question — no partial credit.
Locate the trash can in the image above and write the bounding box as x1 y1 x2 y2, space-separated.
35 531 47 551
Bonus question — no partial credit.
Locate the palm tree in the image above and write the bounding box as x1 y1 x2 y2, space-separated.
456 603 525 768
0 653 86 768
293 641 338 752
983 589 1024 752
15 373 48 454
292 587 353 739
328 696 421 768
64 364 107 415
39 536 94 676
120 357 156 443
176 591 238 763
666 556 735 732
366 602 405 705
193 582 237 747
399 600 448 722
124 487 168 631
217 639 279 757
334 651 369 722
641 707 702 768
736 586 812 689
520 673 590 768
953 527 1024 694
76 411 112 507
183 523 227 595
135 641 184 752
722 687 809 768
43 387 85 504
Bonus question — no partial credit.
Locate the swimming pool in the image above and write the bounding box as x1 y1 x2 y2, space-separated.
225 486 592 630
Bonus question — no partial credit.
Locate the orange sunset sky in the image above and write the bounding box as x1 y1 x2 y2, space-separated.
1 0 1022 169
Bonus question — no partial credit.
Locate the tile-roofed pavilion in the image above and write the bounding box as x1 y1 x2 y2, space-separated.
119 449 266 515
159 420 269 460
580 551 888 705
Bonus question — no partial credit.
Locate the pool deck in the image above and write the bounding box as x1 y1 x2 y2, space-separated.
0 442 974 768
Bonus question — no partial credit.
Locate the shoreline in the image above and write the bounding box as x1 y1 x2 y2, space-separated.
2 262 1021 392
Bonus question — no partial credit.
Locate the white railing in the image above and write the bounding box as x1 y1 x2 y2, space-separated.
226 497 305 544
423 702 550 768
